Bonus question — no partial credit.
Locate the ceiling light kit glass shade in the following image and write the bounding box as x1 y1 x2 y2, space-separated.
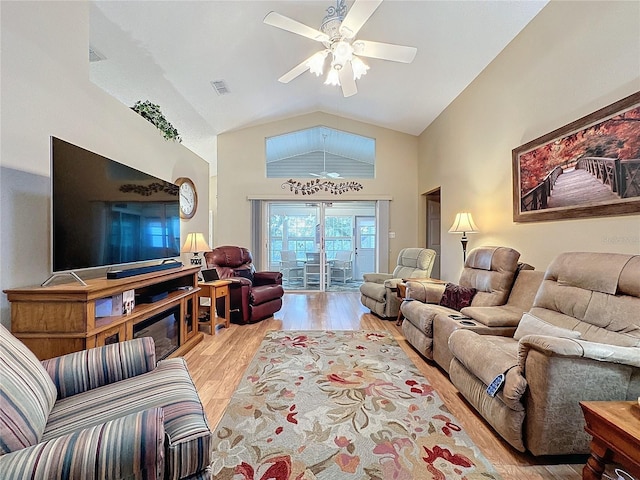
448 212 479 262
181 232 211 265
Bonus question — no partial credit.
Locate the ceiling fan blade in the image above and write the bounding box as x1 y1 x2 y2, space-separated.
339 0 383 39
353 40 417 63
309 173 322 177
278 51 323 83
339 62 357 98
264 12 330 43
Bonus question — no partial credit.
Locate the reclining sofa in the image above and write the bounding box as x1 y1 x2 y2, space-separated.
0 326 213 479
448 252 640 455
401 246 527 370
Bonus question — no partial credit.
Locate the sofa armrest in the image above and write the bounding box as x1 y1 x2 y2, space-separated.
405 281 446 303
362 273 393 284
516 339 639 455
41 337 156 399
0 408 165 479
229 277 252 287
382 278 403 290
253 271 282 286
518 336 640 371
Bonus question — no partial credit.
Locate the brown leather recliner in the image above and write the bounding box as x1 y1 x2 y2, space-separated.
204 246 284 324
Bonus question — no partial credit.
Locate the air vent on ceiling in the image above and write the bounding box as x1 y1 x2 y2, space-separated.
89 47 106 63
210 80 230 96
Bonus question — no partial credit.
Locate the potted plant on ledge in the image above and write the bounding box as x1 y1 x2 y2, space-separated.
131 100 181 142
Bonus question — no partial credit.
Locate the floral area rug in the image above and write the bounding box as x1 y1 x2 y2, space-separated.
210 330 502 480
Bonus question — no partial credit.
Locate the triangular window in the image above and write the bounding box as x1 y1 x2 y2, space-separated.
266 126 375 179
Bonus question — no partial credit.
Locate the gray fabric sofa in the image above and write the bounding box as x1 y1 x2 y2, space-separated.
448 252 640 455
359 247 436 318
401 246 523 369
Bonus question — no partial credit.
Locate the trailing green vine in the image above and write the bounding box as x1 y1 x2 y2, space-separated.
131 100 181 142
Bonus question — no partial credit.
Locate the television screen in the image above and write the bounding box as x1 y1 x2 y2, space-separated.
52 137 181 272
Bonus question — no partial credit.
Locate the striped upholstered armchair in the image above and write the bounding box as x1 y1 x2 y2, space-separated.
0 325 212 479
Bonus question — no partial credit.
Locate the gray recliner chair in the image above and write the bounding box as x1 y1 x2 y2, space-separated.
360 248 436 318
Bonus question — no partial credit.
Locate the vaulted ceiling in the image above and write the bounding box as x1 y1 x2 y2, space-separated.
89 0 547 172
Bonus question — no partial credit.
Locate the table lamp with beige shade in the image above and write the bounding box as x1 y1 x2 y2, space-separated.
181 232 211 266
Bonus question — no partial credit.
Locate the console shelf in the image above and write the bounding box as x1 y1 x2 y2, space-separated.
4 266 202 360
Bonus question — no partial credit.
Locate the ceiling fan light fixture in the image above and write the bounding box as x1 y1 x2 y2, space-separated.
325 68 341 86
333 41 353 63
307 50 328 76
351 56 369 79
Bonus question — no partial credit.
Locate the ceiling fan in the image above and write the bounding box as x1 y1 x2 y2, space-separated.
264 0 417 97
310 134 342 178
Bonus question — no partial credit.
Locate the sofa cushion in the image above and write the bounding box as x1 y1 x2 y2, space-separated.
459 246 520 307
41 337 157 399
513 313 582 341
42 358 211 480
531 253 640 347
234 268 254 283
0 325 57 454
439 283 477 311
391 248 436 278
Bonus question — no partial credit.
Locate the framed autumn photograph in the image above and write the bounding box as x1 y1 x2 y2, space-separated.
512 92 640 222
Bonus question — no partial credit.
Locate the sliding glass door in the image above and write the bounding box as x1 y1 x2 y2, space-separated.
267 201 376 292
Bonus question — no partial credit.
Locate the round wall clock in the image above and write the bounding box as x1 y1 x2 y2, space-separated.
175 177 197 219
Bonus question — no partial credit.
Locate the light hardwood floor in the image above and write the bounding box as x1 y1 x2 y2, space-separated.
184 292 593 480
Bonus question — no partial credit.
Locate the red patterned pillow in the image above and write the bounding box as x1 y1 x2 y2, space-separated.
439 283 477 311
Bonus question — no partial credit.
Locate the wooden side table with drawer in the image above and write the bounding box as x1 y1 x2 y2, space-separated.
198 280 231 333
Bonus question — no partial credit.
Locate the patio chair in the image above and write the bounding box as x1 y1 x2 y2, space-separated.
280 250 304 285
331 251 353 284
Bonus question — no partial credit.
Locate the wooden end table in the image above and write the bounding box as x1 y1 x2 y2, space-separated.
580 400 640 480
198 280 231 333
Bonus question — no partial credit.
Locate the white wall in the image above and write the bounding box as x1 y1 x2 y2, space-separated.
418 0 640 282
0 1 210 327
216 112 419 271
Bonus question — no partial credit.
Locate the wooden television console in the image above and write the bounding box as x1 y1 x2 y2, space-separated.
4 265 203 360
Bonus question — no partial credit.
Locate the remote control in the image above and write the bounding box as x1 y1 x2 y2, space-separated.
486 373 505 397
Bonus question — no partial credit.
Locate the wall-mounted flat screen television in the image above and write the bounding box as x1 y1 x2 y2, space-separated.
52 137 181 273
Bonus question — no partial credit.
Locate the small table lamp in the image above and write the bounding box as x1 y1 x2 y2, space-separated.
448 212 479 262
181 232 211 265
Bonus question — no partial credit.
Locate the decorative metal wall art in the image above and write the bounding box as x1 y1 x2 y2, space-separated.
281 178 363 195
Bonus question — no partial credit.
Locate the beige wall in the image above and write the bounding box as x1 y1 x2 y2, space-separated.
216 112 418 270
0 1 210 326
418 1 640 282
